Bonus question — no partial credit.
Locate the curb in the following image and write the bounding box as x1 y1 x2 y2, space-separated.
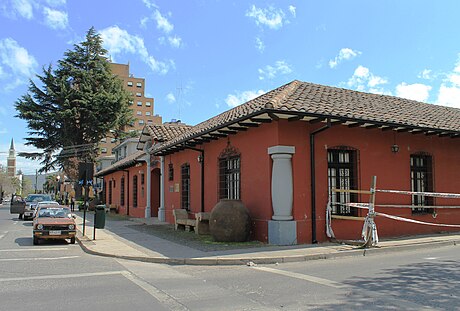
76 235 459 266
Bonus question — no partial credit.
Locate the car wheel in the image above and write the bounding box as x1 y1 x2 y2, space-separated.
70 237 76 244
33 237 39 245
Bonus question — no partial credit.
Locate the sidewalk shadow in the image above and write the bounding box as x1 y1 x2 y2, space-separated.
307 260 459 310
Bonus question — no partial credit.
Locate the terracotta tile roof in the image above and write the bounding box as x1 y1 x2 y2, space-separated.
152 80 460 154
94 150 145 177
137 123 192 150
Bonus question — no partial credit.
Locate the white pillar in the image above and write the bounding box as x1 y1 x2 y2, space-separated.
268 146 295 220
158 156 165 222
145 155 151 218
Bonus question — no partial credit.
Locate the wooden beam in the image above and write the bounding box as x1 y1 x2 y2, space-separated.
250 117 271 123
381 126 395 131
309 117 326 124
330 120 345 126
288 115 304 122
348 122 363 128
438 132 451 137
396 128 410 133
210 133 227 138
228 126 248 131
425 131 439 136
218 129 237 135
364 124 380 129
268 113 280 121
238 122 259 127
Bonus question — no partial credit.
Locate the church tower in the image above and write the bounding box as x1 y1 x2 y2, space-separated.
7 138 16 177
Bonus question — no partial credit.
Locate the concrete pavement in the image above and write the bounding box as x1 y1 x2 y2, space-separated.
75 212 460 265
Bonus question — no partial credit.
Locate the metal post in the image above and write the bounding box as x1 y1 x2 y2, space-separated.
93 205 97 240
364 176 377 247
83 184 87 236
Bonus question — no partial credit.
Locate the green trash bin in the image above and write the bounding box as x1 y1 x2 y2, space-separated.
94 205 106 229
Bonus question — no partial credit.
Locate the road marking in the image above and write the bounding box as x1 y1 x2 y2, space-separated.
0 247 69 252
0 270 127 282
0 234 5 240
252 266 345 289
0 255 80 262
121 271 189 311
424 257 438 260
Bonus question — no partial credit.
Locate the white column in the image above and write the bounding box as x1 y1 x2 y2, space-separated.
158 156 165 222
145 155 151 218
268 146 295 220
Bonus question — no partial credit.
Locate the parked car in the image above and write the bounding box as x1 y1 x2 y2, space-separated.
33 205 76 245
23 194 53 220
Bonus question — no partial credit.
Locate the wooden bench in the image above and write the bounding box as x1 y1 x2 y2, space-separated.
173 209 210 234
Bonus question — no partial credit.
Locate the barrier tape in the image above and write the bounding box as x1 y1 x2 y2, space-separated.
376 189 460 199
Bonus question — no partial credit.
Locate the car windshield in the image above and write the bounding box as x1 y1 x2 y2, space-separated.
26 195 52 203
37 208 71 218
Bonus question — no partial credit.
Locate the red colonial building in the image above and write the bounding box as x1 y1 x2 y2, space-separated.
138 80 460 245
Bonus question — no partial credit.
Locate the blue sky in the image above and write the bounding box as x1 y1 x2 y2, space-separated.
1 0 460 174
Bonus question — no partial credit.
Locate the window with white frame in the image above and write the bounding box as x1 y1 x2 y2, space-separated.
137 101 142 106
136 82 142 88
146 101 151 107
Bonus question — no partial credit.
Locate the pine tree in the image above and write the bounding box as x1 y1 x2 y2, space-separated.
15 27 132 174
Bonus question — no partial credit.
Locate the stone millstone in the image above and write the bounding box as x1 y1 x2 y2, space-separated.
209 199 251 242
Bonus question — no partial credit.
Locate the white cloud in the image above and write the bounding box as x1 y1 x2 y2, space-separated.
142 0 158 9
43 7 68 29
395 83 431 102
258 60 292 80
225 90 266 108
166 93 176 103
255 37 265 52
45 0 66 7
437 85 460 108
11 0 33 19
346 65 390 94
153 9 173 33
288 5 296 17
100 26 172 75
140 16 149 28
168 35 182 48
329 48 361 69
436 53 460 108
246 5 285 30
0 38 38 90
418 69 432 80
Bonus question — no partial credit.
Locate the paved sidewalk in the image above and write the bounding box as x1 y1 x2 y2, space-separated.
75 212 460 265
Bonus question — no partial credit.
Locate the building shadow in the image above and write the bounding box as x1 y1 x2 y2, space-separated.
307 259 459 310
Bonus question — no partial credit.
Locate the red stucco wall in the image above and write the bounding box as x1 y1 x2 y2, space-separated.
162 119 460 244
103 163 148 218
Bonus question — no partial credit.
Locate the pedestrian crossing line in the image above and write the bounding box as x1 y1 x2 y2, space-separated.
0 255 80 262
0 270 128 282
0 247 69 252
252 266 345 289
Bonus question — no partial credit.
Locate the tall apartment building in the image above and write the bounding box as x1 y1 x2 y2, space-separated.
99 63 162 156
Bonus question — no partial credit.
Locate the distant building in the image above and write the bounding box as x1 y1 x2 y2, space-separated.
7 138 16 177
98 63 163 156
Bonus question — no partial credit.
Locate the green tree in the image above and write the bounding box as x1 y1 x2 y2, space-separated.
15 27 132 174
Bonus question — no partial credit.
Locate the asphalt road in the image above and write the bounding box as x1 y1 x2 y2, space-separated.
1 204 459 310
